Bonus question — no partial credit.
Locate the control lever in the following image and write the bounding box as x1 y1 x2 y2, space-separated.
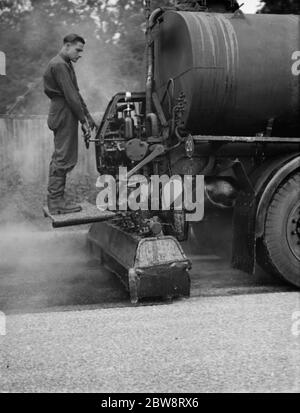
82 128 100 149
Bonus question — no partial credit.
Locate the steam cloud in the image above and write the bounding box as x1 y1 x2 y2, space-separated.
0 11 138 313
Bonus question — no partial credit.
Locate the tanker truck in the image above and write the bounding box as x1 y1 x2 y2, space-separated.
45 0 300 303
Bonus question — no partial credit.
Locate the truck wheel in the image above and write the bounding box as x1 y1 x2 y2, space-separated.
258 172 300 287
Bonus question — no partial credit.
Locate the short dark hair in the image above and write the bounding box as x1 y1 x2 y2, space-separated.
63 34 85 45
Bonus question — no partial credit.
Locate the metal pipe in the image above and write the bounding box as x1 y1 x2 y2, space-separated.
145 7 164 116
149 8 164 29
192 135 300 143
145 41 153 115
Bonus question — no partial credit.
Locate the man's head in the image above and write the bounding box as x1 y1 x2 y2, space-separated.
61 34 85 63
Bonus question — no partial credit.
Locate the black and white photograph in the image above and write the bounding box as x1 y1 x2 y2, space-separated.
0 0 300 396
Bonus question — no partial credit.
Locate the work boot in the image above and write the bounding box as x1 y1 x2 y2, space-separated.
64 198 82 213
47 196 82 215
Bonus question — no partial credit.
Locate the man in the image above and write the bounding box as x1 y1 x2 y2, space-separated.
43 33 96 214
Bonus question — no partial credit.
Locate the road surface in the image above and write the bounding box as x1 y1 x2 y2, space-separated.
1 293 300 393
0 221 294 314
0 221 299 392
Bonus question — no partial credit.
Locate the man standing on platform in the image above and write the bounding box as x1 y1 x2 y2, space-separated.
43 33 96 214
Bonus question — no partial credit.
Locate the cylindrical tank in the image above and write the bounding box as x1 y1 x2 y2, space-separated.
153 11 300 136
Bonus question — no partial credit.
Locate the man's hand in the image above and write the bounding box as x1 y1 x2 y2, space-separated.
81 121 91 138
87 114 97 131
81 121 91 149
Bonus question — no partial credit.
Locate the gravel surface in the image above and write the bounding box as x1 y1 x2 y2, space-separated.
1 292 300 393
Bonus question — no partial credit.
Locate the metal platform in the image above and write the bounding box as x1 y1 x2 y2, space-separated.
88 221 191 303
43 201 115 228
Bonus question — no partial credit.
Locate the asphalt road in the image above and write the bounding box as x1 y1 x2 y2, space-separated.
0 220 299 392
0 219 294 314
1 293 300 393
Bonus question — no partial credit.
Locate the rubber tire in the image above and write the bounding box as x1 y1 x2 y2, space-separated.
257 172 300 287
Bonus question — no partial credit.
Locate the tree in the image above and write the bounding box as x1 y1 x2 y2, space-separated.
0 0 173 114
260 0 300 14
0 0 99 113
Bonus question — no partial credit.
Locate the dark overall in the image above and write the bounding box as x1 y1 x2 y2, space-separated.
43 53 90 206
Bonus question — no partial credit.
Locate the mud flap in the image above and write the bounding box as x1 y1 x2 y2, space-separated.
232 191 257 274
43 201 115 228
